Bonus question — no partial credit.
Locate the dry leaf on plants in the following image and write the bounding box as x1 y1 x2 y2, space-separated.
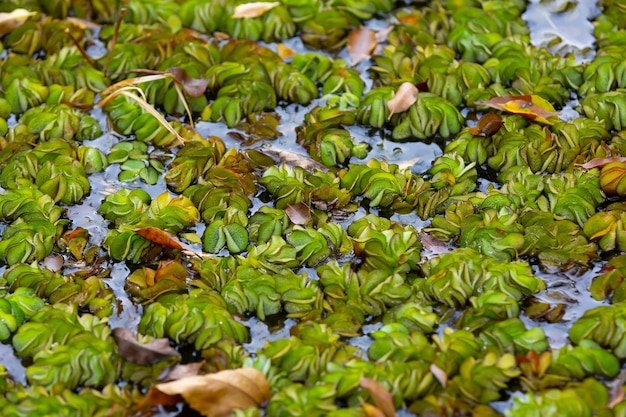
580 157 626 169
285 202 311 225
468 113 503 137
387 82 418 116
609 370 626 408
159 362 204 383
232 2 280 18
113 327 180 365
360 378 396 417
135 227 185 250
348 27 377 65
166 67 210 98
474 94 559 124
143 367 271 417
43 254 64 273
277 43 296 59
0 9 35 36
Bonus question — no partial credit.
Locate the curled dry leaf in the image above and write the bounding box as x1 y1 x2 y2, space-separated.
135 227 185 250
421 234 450 255
360 378 397 417
113 327 180 365
285 202 311 225
143 368 271 417
166 67 210 98
232 2 280 19
348 27 377 65
429 363 447 387
387 82 418 116
474 94 559 124
580 157 626 169
0 9 36 36
468 113 503 137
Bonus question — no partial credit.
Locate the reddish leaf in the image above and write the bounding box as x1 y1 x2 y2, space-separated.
387 82 418 115
348 27 377 65
285 202 311 226
135 227 185 250
166 67 209 98
113 327 180 365
143 368 270 417
580 157 626 169
468 113 503 137
232 2 279 18
360 378 397 417
474 94 559 124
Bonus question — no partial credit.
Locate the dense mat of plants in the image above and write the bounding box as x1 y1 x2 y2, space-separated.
2 0 626 415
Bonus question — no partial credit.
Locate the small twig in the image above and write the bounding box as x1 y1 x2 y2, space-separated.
103 8 127 74
64 28 99 69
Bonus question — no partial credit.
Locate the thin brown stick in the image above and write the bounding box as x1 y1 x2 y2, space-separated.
64 28 99 69
103 8 127 74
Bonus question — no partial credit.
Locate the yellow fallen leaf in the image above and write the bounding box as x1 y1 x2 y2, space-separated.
474 94 560 125
232 2 280 18
144 368 270 417
277 43 296 59
387 82 419 116
0 8 36 36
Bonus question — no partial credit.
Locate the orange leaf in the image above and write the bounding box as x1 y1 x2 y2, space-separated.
474 94 559 124
143 368 270 417
135 227 185 250
232 2 279 18
360 378 396 417
277 43 296 59
387 82 418 116
348 27 377 65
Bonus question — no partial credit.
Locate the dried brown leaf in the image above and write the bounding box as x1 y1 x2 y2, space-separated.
0 9 35 36
387 82 418 116
360 378 396 417
285 202 311 225
468 113 503 137
375 27 393 44
166 67 209 98
361 401 387 417
474 94 559 124
144 368 270 417
135 227 185 250
429 363 447 387
421 234 450 255
580 157 626 169
113 327 180 365
232 2 280 18
159 362 204 383
348 27 377 65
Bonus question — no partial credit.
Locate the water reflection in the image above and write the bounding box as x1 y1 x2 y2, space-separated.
522 0 601 62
